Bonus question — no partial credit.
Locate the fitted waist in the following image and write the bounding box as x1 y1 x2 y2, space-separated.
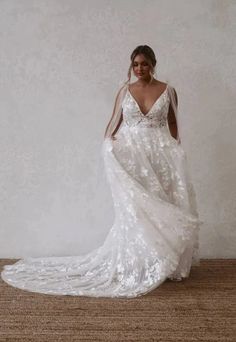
122 114 168 128
123 121 167 129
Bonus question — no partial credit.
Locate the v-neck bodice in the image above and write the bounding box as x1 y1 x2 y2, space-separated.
127 84 168 116
122 84 171 128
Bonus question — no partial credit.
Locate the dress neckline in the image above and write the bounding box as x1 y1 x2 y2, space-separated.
127 83 168 116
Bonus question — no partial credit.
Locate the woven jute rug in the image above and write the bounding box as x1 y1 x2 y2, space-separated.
0 259 235 342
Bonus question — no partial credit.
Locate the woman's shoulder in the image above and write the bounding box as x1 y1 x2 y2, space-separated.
114 82 129 100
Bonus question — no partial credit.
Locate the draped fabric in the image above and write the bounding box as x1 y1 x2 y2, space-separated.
1 82 203 298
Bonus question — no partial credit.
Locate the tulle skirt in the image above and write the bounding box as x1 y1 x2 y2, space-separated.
1 125 203 297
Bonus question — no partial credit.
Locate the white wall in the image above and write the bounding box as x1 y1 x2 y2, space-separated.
0 0 235 258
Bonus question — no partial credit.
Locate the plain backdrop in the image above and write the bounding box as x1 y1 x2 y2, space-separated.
0 0 235 258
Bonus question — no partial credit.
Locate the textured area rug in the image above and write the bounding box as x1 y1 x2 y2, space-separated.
0 259 235 342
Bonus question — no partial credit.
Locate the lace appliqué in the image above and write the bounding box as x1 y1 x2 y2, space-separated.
122 87 170 129
1 83 203 298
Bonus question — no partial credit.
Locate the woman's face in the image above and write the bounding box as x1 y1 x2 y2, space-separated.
132 54 152 80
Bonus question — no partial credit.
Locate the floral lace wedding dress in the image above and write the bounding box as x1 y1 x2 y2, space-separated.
1 83 203 298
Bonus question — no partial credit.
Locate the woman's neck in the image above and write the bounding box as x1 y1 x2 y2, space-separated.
136 77 156 87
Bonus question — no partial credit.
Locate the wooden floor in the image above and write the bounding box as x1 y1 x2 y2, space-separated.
0 259 235 342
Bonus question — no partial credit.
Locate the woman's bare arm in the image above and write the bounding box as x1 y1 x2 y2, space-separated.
111 112 123 140
104 86 125 139
167 88 180 142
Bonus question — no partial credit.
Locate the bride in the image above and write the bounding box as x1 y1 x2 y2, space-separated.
1 45 203 298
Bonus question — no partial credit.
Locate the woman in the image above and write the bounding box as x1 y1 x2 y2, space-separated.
1 45 203 298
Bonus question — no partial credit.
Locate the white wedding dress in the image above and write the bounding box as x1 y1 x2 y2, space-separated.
1 83 203 298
